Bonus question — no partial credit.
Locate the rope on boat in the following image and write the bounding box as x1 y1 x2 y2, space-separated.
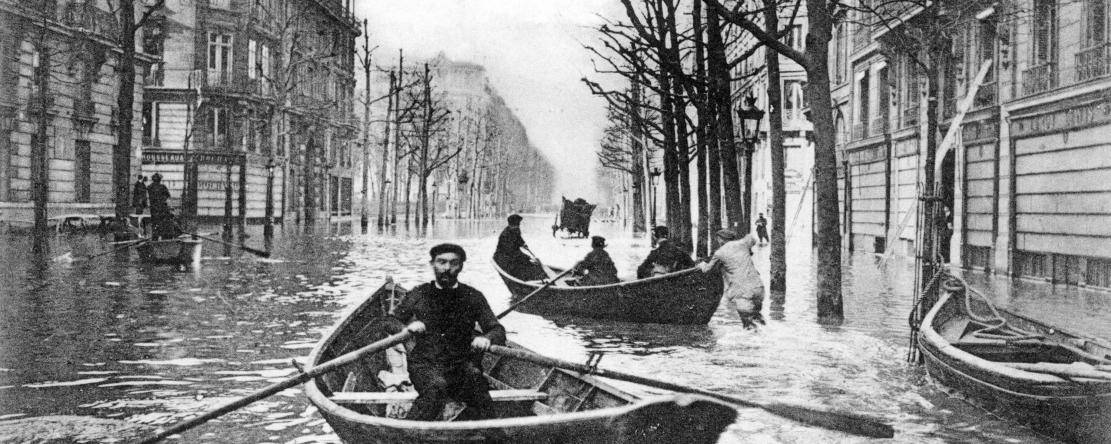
946 274 1044 342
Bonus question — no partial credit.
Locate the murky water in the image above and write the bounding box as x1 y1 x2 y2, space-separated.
1 215 1108 443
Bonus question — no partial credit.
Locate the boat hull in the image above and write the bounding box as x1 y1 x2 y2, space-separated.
136 238 202 266
917 290 1111 443
495 264 723 324
305 281 738 443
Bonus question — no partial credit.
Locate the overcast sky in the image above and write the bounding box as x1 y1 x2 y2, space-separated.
356 0 625 202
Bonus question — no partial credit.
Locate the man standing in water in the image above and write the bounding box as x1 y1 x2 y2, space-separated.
147 173 175 239
701 229 766 329
391 243 507 420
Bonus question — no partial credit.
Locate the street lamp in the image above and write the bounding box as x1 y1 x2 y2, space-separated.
736 95 764 230
265 157 276 235
649 167 661 227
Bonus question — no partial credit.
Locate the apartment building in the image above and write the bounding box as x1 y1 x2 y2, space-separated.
140 0 359 225
834 0 1111 287
0 0 150 223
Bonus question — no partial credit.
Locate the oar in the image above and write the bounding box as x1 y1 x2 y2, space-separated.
188 232 270 258
522 246 556 280
134 325 418 444
496 267 576 319
486 345 896 439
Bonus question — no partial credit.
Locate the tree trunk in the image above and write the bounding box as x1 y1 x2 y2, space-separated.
803 0 843 322
361 25 372 228
651 2 681 247
666 4 692 252
694 0 709 257
630 82 648 233
707 12 743 231
765 0 787 292
115 1 139 224
31 28 49 235
378 72 395 226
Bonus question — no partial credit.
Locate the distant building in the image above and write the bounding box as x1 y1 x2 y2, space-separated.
0 0 151 223
729 11 815 238
141 0 360 224
831 0 1111 288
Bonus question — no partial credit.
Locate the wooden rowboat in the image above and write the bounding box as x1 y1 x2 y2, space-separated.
136 237 202 266
493 262 723 325
304 280 738 443
917 281 1111 443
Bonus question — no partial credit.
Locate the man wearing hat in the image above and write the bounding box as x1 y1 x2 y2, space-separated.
391 243 506 420
494 214 546 280
147 173 175 239
571 236 620 286
701 229 765 329
636 226 695 278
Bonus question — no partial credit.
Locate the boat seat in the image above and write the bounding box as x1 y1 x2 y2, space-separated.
330 389 548 405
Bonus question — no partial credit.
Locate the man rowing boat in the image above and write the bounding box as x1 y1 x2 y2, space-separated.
390 243 506 420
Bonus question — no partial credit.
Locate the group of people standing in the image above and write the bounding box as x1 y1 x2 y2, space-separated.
131 173 177 239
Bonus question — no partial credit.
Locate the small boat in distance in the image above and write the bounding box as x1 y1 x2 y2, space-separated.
136 237 202 266
493 261 723 325
917 277 1111 443
303 280 738 443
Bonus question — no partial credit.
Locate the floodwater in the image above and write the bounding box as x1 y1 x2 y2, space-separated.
1 215 1109 443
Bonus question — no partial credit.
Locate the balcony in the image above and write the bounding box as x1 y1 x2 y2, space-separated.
973 81 997 109
1076 44 1110 83
902 106 919 128
1022 62 1057 96
870 116 887 137
204 70 272 97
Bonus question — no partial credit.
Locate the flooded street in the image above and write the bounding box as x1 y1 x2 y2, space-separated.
1 215 1108 443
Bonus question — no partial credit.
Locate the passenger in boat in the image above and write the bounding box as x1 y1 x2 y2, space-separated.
147 173 178 240
636 226 696 278
701 229 766 329
570 236 620 286
494 214 547 281
132 174 148 215
390 243 507 421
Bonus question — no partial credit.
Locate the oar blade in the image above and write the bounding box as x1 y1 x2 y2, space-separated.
761 402 895 439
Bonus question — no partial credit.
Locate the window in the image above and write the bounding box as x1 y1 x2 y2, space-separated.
207 32 232 83
208 107 228 147
786 24 805 51
1033 0 1057 64
1085 0 1107 47
248 40 256 79
784 80 804 121
856 71 870 138
75 140 90 202
142 102 153 144
209 0 230 9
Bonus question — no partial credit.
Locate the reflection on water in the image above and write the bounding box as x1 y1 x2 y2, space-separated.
0 215 1105 443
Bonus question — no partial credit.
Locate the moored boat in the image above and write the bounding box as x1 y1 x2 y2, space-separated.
136 237 203 266
304 280 738 443
493 262 723 325
917 278 1111 443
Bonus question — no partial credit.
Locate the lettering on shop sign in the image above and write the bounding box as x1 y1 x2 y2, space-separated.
961 119 998 143
1011 98 1111 138
142 150 245 165
847 144 885 164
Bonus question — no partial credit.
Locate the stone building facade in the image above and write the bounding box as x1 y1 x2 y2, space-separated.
731 13 815 238
831 0 1111 287
0 0 150 223
140 0 359 225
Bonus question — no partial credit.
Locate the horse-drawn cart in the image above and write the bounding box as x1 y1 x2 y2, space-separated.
551 197 596 238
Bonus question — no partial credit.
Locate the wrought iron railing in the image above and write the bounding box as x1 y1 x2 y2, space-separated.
1022 62 1057 96
870 116 887 136
902 106 919 128
973 81 997 109
853 122 867 140
1076 44 1110 83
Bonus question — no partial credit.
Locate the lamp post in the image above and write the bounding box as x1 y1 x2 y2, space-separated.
649 167 661 227
265 157 275 236
736 95 765 231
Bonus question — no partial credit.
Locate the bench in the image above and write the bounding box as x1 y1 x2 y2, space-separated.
330 389 548 405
